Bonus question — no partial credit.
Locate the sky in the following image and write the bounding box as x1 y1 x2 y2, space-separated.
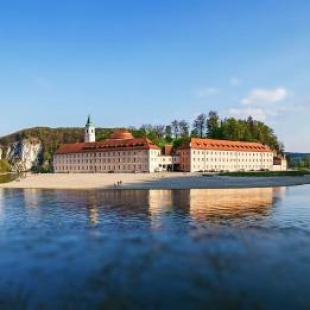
0 0 310 152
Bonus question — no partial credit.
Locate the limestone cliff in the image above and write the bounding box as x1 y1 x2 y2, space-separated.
0 126 113 171
1 139 43 171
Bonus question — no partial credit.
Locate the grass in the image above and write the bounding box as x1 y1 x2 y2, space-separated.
0 159 11 172
218 170 310 177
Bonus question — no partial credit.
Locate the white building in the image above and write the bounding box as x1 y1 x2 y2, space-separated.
53 118 286 173
177 138 277 172
53 128 162 173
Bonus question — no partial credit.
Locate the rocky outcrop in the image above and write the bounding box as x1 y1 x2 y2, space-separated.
2 138 43 171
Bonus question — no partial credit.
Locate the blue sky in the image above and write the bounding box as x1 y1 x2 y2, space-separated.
0 0 309 151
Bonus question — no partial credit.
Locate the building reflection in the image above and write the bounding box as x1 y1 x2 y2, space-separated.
148 187 286 222
147 190 174 216
47 187 286 225
188 188 274 221
23 189 42 209
53 189 152 225
86 192 98 224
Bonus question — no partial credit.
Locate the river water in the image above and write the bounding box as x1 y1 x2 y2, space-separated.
0 186 310 308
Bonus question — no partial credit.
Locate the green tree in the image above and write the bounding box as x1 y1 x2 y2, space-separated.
171 120 180 139
164 125 173 143
179 120 189 138
193 114 207 138
207 111 219 138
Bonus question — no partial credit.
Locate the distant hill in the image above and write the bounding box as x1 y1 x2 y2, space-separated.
285 152 310 169
0 126 114 152
0 127 115 171
285 152 310 159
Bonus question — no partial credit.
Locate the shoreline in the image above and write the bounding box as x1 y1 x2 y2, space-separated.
0 172 310 190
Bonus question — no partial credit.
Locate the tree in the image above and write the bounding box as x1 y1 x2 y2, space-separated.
171 120 180 139
193 114 207 138
190 128 199 138
164 125 173 142
305 157 310 168
246 116 254 139
179 120 189 138
140 124 153 136
278 142 285 155
153 125 165 140
206 111 219 138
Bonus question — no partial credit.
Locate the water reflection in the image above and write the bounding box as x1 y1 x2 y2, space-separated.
17 187 286 226
188 187 281 220
24 189 42 209
87 192 99 224
148 188 285 221
0 189 4 220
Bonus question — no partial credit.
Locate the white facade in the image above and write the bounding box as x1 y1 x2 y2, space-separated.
53 123 284 173
272 157 287 171
154 155 180 171
84 116 96 143
177 149 274 172
175 138 278 172
54 149 159 173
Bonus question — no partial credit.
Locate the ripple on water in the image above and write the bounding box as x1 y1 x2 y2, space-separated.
0 186 310 308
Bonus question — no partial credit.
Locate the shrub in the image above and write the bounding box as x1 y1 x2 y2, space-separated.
0 160 11 172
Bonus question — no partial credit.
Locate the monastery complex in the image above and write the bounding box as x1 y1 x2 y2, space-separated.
53 117 287 173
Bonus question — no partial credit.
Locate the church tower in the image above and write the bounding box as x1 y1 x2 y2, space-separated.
84 115 96 143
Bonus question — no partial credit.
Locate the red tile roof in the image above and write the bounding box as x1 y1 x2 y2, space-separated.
108 129 134 140
179 138 272 152
55 137 159 154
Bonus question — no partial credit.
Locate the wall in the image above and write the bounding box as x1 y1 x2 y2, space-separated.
54 149 152 173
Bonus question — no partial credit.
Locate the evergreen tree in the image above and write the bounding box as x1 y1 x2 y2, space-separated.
164 125 173 142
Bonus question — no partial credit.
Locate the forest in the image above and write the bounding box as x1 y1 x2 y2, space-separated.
128 111 283 153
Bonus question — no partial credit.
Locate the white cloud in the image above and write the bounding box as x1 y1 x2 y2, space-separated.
195 87 220 98
241 87 288 105
230 77 242 86
228 107 269 121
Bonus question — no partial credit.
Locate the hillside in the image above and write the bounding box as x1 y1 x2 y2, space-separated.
0 116 285 171
285 152 310 159
0 127 114 171
286 152 310 169
0 127 114 152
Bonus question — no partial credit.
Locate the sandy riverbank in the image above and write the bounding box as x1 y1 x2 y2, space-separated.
0 172 310 190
